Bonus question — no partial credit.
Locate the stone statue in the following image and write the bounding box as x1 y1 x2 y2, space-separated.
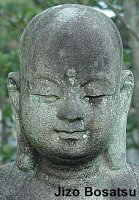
0 4 139 200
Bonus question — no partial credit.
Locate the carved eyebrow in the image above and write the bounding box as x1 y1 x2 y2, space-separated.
32 74 68 94
80 76 112 87
35 74 65 88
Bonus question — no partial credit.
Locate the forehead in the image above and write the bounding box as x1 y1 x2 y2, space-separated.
29 30 118 87
21 5 122 88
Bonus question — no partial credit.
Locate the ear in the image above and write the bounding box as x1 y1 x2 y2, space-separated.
120 70 134 99
107 70 134 170
7 72 20 123
8 72 37 172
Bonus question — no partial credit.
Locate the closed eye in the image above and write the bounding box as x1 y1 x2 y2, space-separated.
83 95 107 104
86 95 106 98
31 94 60 103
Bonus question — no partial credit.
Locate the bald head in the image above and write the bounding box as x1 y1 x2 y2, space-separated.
20 4 123 87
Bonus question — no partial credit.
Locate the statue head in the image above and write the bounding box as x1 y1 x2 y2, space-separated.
7 4 134 171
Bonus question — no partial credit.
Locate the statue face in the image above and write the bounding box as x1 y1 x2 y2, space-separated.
18 5 123 165
20 35 120 165
8 5 133 169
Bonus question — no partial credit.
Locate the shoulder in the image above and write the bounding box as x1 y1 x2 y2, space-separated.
0 162 28 198
110 163 139 187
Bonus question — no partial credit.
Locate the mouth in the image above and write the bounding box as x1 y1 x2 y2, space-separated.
54 129 89 140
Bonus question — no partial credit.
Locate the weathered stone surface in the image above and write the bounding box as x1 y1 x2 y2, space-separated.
0 4 138 200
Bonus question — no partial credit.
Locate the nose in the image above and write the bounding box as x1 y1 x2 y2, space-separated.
57 96 84 122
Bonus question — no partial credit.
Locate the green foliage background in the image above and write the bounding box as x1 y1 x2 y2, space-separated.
0 0 138 164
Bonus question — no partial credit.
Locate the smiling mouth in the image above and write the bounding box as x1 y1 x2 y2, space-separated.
54 129 88 140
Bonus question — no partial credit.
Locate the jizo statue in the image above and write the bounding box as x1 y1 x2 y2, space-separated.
0 4 139 200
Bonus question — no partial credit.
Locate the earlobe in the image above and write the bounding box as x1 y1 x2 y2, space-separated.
7 72 21 168
7 72 37 171
107 70 134 170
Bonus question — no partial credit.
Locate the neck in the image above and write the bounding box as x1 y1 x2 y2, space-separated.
35 153 109 187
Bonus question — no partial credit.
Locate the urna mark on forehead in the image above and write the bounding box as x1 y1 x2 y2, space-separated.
20 4 122 83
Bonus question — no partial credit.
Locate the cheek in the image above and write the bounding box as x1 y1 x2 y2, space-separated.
85 98 115 130
20 99 62 153
21 98 58 135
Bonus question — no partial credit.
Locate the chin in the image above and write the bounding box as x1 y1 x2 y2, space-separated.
42 146 103 166
46 153 94 166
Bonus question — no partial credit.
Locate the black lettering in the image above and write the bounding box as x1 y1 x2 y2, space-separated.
85 187 93 196
129 189 136 197
117 188 122 196
110 189 116 196
73 189 80 196
94 189 101 196
65 189 72 196
54 186 61 196
102 189 108 197
121 189 128 196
